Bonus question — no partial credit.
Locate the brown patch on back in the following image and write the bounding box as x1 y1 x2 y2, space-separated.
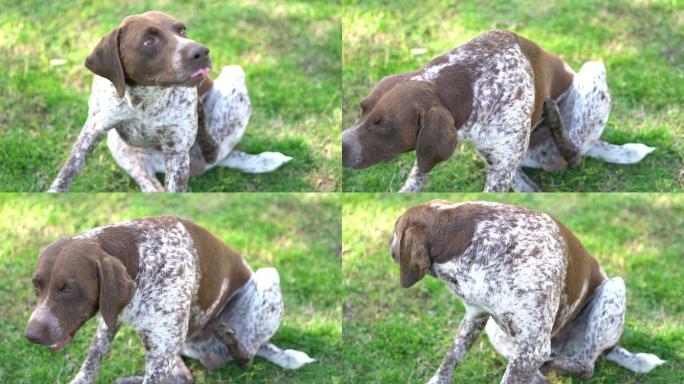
553 219 605 330
181 219 252 323
95 227 140 280
515 34 574 127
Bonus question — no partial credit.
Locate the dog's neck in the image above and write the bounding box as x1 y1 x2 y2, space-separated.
123 84 196 111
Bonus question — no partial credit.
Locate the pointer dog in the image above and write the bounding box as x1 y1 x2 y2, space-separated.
343 30 655 192
25 217 313 384
49 11 291 192
391 200 664 383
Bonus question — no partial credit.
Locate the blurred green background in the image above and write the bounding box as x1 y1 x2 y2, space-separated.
342 0 684 192
343 193 684 383
0 0 340 191
0 193 341 383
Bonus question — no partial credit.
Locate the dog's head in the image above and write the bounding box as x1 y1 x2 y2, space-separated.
24 238 134 350
342 76 462 173
85 11 212 97
390 200 480 288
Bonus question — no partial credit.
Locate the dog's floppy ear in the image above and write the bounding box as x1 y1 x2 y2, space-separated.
399 225 431 288
416 105 457 173
97 254 134 329
85 28 126 98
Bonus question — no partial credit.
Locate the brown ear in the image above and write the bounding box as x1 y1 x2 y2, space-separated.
98 255 134 329
85 28 126 98
399 225 431 288
416 105 457 173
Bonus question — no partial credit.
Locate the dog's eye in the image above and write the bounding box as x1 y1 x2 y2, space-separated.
179 28 187 37
58 284 71 294
143 37 155 47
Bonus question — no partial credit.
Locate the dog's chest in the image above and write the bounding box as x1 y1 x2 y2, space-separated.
91 77 198 149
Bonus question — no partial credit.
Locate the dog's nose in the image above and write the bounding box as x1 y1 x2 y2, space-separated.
24 323 45 344
189 44 210 61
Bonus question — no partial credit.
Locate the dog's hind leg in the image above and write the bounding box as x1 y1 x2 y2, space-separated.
540 277 665 378
202 66 292 173
214 323 254 369
544 98 581 167
210 268 314 370
180 332 232 370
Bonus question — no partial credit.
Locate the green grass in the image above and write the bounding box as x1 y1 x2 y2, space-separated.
342 193 684 383
0 193 341 383
0 0 341 192
342 0 684 192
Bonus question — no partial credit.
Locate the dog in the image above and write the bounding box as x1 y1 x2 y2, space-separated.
48 11 291 192
343 30 655 192
390 200 665 383
24 216 314 383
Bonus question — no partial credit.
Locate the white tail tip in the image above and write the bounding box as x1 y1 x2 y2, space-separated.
605 346 666 373
257 343 315 370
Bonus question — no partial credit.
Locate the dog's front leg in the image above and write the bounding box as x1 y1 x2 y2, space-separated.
49 117 109 192
163 150 190 192
427 310 488 384
483 164 519 192
398 162 429 192
69 318 117 384
501 331 551 384
160 119 195 192
116 330 191 384
511 167 541 192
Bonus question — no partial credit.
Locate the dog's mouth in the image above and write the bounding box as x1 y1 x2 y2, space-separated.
48 318 85 351
189 66 211 80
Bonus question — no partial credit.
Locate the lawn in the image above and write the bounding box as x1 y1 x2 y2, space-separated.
342 0 684 192
0 0 341 192
342 193 684 383
0 193 342 383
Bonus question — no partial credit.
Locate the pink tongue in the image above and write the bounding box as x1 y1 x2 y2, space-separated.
191 67 210 79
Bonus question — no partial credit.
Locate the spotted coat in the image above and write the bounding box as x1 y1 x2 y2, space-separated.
391 200 665 383
61 217 313 384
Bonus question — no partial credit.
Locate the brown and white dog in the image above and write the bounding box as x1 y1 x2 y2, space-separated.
49 11 291 192
343 30 655 192
390 200 664 383
24 217 313 384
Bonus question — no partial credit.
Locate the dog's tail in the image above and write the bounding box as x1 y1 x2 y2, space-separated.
585 141 655 164
257 342 315 370
605 346 666 373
